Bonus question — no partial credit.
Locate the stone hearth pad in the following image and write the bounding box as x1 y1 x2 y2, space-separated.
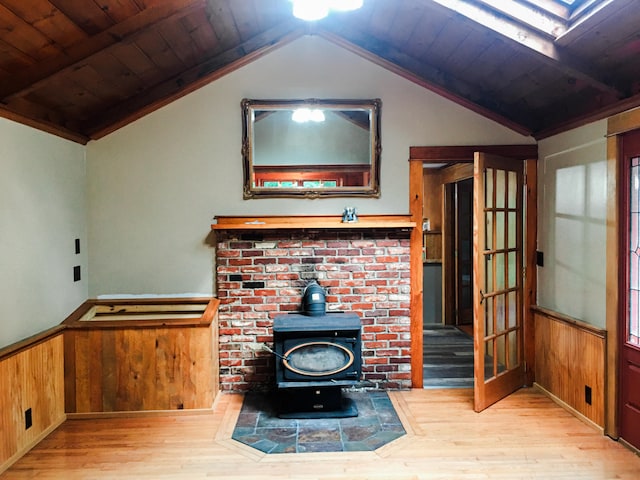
232 391 406 454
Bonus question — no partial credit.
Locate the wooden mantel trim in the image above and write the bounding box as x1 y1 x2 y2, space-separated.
211 214 416 230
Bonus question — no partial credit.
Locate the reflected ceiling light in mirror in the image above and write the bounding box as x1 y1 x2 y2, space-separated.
328 0 364 12
291 0 363 21
292 108 326 123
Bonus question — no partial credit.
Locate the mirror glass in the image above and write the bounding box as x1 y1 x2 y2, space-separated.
242 98 381 198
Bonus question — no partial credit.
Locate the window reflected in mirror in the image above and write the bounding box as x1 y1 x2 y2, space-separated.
241 98 381 198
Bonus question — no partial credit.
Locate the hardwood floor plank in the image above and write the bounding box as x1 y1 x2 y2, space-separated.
3 388 640 479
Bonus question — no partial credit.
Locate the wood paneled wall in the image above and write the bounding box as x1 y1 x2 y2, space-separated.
0 330 66 474
64 321 218 414
533 307 606 428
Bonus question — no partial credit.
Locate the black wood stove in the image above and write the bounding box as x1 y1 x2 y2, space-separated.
271 282 362 418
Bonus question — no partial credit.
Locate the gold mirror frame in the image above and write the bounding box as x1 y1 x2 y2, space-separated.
241 98 381 199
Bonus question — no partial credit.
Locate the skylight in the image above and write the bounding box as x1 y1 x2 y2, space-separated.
553 0 590 13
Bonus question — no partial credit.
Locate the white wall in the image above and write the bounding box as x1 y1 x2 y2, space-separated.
537 120 608 328
86 35 532 297
0 118 87 349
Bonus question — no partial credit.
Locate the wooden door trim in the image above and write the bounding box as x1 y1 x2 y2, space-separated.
409 144 538 389
605 109 640 438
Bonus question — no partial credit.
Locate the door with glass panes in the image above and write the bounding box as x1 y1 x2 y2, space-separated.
473 153 525 412
620 129 640 449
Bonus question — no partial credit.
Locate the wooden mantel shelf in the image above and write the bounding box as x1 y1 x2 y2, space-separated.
211 214 415 230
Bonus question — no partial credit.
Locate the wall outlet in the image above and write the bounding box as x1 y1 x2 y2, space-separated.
585 385 592 405
75 238 80 254
25 408 32 429
536 250 544 267
73 265 81 282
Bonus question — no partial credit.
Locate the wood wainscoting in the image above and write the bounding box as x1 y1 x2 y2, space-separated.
0 328 66 474
63 298 220 415
533 306 606 429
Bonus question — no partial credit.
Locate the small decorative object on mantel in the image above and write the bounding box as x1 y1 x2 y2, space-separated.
342 207 358 223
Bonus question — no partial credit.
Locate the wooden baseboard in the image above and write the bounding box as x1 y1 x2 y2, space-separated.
0 414 66 475
534 383 604 434
66 407 215 420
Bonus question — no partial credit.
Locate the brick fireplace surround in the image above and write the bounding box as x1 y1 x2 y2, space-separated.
212 215 414 393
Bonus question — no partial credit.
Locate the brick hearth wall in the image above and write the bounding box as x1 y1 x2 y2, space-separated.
215 228 412 392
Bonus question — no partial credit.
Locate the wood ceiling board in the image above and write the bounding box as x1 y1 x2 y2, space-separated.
555 0 637 47
474 51 536 94
0 4 64 61
108 43 161 90
8 91 85 137
85 21 304 139
454 37 513 80
93 0 144 23
204 0 242 48
422 20 473 68
29 77 101 121
0 101 89 143
563 3 640 60
430 0 620 97
385 2 425 48
48 0 117 35
251 0 291 31
438 28 494 76
321 27 533 134
176 10 220 58
87 50 145 98
0 1 205 100
0 38 37 70
226 0 260 43
398 7 449 59
69 62 127 104
0 0 89 49
474 0 566 37
367 0 400 38
134 28 186 73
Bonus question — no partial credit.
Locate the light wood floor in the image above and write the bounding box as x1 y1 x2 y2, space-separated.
3 388 640 479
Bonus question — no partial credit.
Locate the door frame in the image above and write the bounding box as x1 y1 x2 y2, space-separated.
443 173 474 328
409 145 538 389
606 109 640 438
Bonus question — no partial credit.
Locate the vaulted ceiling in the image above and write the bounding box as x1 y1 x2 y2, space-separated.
1 0 639 144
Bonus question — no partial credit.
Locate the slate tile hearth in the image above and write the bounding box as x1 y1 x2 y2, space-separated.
232 391 405 454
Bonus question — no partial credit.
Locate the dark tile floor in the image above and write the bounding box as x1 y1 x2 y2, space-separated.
232 391 406 454
423 324 474 388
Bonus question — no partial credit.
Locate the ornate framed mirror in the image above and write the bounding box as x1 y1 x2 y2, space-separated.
241 98 381 198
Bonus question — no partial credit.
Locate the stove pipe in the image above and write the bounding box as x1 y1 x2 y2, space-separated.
302 280 326 316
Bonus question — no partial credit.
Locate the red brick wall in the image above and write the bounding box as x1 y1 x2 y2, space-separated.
215 229 411 391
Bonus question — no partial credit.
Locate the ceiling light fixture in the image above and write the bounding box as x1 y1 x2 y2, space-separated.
291 0 363 21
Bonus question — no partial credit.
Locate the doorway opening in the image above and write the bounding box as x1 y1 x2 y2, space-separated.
423 166 474 388
409 145 537 411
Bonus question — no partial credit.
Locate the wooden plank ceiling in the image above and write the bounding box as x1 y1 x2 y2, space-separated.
0 0 639 144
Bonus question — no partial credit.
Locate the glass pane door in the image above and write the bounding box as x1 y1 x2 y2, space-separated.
629 156 640 347
473 153 525 412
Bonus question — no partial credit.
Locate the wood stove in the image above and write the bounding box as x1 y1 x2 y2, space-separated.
272 312 362 418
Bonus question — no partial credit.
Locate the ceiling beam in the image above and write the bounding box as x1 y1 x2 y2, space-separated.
428 0 622 98
0 0 205 100
86 21 304 139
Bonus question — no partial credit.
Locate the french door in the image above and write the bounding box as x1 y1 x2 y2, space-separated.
473 153 525 412
620 129 640 449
